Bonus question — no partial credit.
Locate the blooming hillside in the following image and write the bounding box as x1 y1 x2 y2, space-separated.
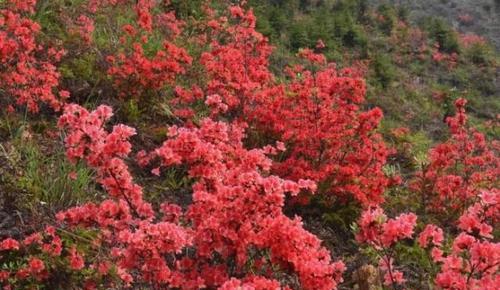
0 1 498 289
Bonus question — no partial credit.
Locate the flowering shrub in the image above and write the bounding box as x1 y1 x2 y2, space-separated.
106 38 192 99
357 101 498 285
410 98 499 215
389 23 430 62
142 117 345 289
0 0 67 112
71 15 95 45
431 44 459 69
0 2 349 288
459 34 487 48
79 0 192 99
357 189 499 289
57 104 152 213
355 207 417 286
457 14 474 25
252 60 391 206
169 5 275 119
432 190 499 289
0 104 193 289
168 5 391 207
0 228 103 289
1 105 345 289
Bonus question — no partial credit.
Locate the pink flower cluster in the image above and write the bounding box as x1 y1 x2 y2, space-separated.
75 15 95 44
357 190 499 289
460 33 487 48
0 227 70 287
356 207 417 286
433 190 499 289
107 41 192 98
56 104 193 287
356 208 417 249
143 117 344 289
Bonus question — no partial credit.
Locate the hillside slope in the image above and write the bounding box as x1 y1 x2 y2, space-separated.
0 1 498 289
371 0 500 49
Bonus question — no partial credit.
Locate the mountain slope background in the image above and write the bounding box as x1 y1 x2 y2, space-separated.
371 0 500 49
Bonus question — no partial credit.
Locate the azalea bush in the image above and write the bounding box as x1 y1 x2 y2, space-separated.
0 0 68 112
410 98 499 217
356 189 499 289
356 100 499 289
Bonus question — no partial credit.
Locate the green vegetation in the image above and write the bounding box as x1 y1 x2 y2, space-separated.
0 114 99 216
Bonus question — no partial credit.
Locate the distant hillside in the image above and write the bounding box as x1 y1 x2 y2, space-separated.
249 0 499 141
371 0 500 49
